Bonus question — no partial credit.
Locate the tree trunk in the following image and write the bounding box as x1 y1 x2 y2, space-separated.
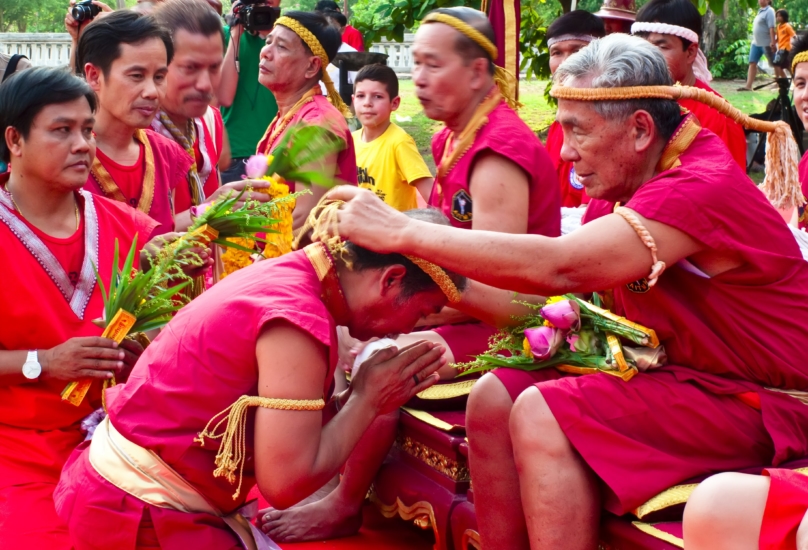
702 8 717 55
558 0 573 13
117 0 126 9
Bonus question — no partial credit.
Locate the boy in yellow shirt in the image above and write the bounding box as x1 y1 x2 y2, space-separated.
352 64 433 211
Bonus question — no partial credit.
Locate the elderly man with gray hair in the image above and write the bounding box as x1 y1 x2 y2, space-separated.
325 33 808 549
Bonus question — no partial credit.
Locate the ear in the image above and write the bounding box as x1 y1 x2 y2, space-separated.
5 127 22 159
631 110 658 154
390 95 401 111
378 264 408 297
685 41 699 64
305 55 323 81
469 57 490 92
84 63 103 92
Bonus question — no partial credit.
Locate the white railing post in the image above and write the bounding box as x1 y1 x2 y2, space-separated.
370 33 415 74
0 33 73 67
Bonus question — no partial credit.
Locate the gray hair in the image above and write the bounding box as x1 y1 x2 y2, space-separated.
554 34 682 140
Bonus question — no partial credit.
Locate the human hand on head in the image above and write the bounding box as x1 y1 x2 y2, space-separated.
349 340 445 415
323 186 411 254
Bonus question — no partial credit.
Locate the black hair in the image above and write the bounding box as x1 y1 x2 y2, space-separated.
322 9 347 29
430 7 496 76
354 63 398 99
0 67 97 163
77 11 173 77
790 33 808 68
153 0 224 49
777 9 789 22
345 209 468 299
314 0 340 13
282 11 341 64
546 10 605 41
635 0 702 50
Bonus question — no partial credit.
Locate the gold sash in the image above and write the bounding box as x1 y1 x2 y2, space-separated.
89 417 276 550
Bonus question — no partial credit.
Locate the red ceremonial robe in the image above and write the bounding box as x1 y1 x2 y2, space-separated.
0 187 157 549
680 79 747 169
256 93 357 188
494 115 808 515
760 468 808 550
798 152 808 230
83 130 193 236
428 98 561 363
172 108 224 215
545 120 589 208
55 247 340 549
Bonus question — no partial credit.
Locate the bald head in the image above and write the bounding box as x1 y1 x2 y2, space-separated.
427 7 496 75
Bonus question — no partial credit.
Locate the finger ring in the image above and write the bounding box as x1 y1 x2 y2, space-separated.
413 374 419 385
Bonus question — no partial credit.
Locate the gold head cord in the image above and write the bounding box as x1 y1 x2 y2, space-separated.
297 198 463 303
276 16 352 118
195 396 325 500
792 51 808 73
422 12 522 111
550 84 804 211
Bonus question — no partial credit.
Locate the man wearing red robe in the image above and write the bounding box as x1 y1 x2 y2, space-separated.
0 67 162 549
54 212 465 549
73 11 191 236
329 34 808 550
632 0 748 170
259 8 560 542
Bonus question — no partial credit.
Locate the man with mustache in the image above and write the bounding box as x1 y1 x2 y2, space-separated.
152 0 239 231
0 66 167 549
75 11 192 236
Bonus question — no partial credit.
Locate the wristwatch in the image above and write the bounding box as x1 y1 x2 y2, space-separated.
22 350 42 380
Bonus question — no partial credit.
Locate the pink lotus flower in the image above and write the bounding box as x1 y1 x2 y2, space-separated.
541 300 580 330
244 154 269 179
524 326 565 360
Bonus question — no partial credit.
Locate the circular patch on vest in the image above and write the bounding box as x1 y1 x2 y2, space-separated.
569 167 584 190
451 189 473 223
626 278 651 293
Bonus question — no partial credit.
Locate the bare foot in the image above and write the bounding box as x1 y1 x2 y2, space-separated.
258 491 363 542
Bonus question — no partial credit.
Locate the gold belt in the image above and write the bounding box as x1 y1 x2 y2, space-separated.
88 417 278 550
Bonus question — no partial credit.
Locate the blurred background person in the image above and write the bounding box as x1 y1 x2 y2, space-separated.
315 0 364 51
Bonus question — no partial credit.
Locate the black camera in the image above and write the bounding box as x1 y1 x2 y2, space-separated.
225 1 279 33
71 0 101 22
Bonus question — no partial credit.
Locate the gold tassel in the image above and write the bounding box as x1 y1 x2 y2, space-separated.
195 395 325 500
761 122 804 210
494 66 523 110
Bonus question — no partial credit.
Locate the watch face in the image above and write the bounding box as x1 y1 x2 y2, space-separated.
22 361 41 379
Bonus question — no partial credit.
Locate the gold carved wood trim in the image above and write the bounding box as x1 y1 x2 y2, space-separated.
371 492 440 550
397 435 471 483
462 529 482 550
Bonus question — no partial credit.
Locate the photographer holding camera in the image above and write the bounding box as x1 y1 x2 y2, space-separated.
64 0 113 71
218 0 281 183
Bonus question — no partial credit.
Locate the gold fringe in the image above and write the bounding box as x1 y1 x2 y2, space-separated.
631 522 684 548
423 12 521 110
614 206 666 288
195 395 325 500
276 16 351 118
416 379 476 399
297 198 463 303
550 84 805 210
633 483 698 519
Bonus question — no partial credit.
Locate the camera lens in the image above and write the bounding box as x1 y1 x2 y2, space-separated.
71 5 90 21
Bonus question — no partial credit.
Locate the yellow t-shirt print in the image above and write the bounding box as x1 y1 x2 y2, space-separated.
352 123 433 212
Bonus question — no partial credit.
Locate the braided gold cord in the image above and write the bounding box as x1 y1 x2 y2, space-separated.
299 199 462 303
195 395 325 500
275 16 351 117
550 84 804 210
792 51 808 73
613 207 666 288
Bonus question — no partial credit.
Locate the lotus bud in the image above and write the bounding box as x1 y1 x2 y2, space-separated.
540 299 580 331
524 326 565 360
567 329 599 354
245 154 269 179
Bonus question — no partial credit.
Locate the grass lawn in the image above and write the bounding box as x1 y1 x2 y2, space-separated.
393 77 783 172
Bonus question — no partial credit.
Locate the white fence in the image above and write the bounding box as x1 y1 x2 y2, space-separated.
0 32 418 72
0 33 72 67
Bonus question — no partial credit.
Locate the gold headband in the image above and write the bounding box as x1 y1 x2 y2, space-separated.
300 199 462 303
275 16 351 118
792 51 808 73
422 12 522 110
549 83 804 210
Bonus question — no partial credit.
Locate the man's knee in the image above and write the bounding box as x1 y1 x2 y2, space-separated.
467 372 514 436
509 387 570 460
684 473 769 542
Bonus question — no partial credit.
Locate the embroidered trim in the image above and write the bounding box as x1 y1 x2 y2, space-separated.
259 87 319 156
0 189 98 319
90 129 155 214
